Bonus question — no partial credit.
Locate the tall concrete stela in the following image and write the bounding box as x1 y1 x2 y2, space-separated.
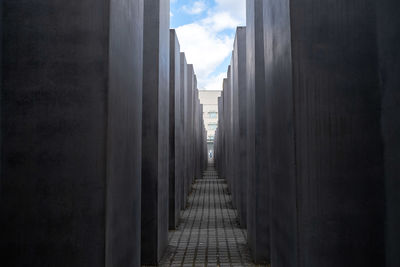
1 0 399 267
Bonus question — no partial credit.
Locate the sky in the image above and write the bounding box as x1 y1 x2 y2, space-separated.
170 0 246 91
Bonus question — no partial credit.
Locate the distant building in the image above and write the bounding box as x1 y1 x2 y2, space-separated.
199 90 221 158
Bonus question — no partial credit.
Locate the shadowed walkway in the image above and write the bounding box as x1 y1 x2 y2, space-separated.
159 165 267 266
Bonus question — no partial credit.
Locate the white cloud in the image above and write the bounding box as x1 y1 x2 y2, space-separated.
214 0 246 24
201 72 226 90
176 0 245 90
182 1 207 15
176 23 233 79
202 11 241 32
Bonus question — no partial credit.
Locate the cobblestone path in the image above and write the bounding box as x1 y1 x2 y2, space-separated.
159 165 267 267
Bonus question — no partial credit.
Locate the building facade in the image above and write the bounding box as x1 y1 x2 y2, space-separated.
199 90 221 158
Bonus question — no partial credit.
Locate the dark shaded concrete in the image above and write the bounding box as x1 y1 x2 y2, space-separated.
232 27 247 228
0 1 143 266
141 0 170 264
227 60 238 210
106 1 143 266
180 52 188 208
290 1 384 266
185 64 194 195
222 79 228 182
195 91 201 180
225 65 233 197
246 0 270 263
262 1 297 266
192 75 198 181
377 1 400 266
169 29 182 230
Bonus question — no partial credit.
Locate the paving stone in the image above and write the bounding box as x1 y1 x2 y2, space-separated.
158 164 268 267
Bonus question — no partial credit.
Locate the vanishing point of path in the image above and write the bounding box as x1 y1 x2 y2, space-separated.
159 164 268 267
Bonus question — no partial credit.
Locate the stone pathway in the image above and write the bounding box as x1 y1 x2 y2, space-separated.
159 165 267 267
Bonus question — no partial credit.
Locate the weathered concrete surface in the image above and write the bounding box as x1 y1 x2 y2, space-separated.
180 53 188 208
141 0 170 264
169 29 182 230
0 1 143 266
262 1 297 266
246 0 270 263
290 1 384 266
233 27 247 228
377 1 400 266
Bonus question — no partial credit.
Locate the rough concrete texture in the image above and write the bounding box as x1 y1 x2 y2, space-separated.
232 27 247 228
141 0 170 264
169 29 182 230
0 1 143 266
180 53 188 208
246 0 270 263
290 1 384 266
377 1 400 266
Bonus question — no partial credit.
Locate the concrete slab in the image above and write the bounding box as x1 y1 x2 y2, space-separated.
169 29 182 230
186 64 194 191
262 1 297 266
290 1 385 266
377 1 400 266
0 1 143 266
141 0 170 264
246 0 270 263
233 27 247 228
180 53 188 207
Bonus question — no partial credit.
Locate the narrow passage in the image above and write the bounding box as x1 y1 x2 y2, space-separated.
160 164 267 266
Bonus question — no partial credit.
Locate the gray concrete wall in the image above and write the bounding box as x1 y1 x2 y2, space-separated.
0 1 143 266
216 2 398 266
290 1 384 266
377 1 400 266
186 65 194 192
192 75 198 181
246 0 270 263
141 0 170 264
106 0 143 266
169 29 182 230
222 79 228 182
231 52 239 212
194 90 202 179
233 27 247 228
262 1 297 266
225 66 233 193
180 53 188 207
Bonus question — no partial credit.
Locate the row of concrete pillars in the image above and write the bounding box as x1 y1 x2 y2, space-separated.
0 0 208 266
215 0 399 267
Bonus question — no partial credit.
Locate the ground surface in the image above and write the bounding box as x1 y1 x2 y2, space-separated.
157 165 267 267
